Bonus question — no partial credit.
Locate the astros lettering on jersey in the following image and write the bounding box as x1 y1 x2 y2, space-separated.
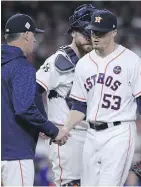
70 45 141 123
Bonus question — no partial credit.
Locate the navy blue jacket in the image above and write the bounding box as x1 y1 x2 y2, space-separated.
1 44 59 160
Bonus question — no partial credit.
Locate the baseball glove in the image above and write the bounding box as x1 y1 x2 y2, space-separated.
131 161 141 178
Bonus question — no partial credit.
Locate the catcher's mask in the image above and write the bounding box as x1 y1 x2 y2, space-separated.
68 4 97 38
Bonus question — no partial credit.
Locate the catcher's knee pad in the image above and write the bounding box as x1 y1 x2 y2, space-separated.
131 161 141 179
62 179 80 186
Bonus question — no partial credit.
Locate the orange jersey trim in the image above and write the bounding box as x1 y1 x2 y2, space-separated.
70 94 86 102
134 91 141 98
89 48 126 121
36 79 48 90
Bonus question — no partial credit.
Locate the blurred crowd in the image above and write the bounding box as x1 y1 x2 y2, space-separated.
1 1 141 70
1 1 141 186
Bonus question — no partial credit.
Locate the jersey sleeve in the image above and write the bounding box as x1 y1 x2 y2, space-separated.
70 61 87 102
130 57 141 98
36 56 59 91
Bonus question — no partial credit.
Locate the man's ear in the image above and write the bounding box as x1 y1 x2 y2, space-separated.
22 31 29 42
71 30 76 38
113 29 117 37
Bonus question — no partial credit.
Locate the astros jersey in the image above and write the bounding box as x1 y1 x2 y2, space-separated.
36 47 87 129
70 45 141 123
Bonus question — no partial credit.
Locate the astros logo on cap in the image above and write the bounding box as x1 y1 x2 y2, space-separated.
95 16 102 23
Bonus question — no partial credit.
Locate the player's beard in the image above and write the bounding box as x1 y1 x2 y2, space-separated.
75 41 93 57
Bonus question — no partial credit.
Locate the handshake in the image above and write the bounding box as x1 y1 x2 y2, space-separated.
50 126 71 146
40 126 70 146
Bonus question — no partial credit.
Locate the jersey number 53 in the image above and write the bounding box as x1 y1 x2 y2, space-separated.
102 94 121 110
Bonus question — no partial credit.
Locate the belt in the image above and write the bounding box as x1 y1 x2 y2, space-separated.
89 121 121 131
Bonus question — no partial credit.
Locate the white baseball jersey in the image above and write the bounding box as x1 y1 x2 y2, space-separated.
70 45 141 123
36 47 88 186
36 49 73 125
36 48 88 129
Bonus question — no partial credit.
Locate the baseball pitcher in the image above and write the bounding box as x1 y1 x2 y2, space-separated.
62 9 141 186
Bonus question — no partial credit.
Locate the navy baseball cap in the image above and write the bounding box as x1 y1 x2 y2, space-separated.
86 9 117 32
5 13 44 34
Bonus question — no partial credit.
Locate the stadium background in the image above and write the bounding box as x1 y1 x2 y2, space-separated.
1 1 141 185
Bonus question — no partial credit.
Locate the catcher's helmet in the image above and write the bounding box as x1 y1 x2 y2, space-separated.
68 4 97 37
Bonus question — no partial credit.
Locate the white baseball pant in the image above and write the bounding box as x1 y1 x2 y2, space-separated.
45 129 87 186
1 159 34 186
81 121 137 186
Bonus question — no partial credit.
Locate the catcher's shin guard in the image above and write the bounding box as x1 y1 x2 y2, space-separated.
62 179 80 186
131 161 141 179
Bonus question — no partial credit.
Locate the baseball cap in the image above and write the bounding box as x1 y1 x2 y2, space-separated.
5 13 44 34
86 9 117 32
